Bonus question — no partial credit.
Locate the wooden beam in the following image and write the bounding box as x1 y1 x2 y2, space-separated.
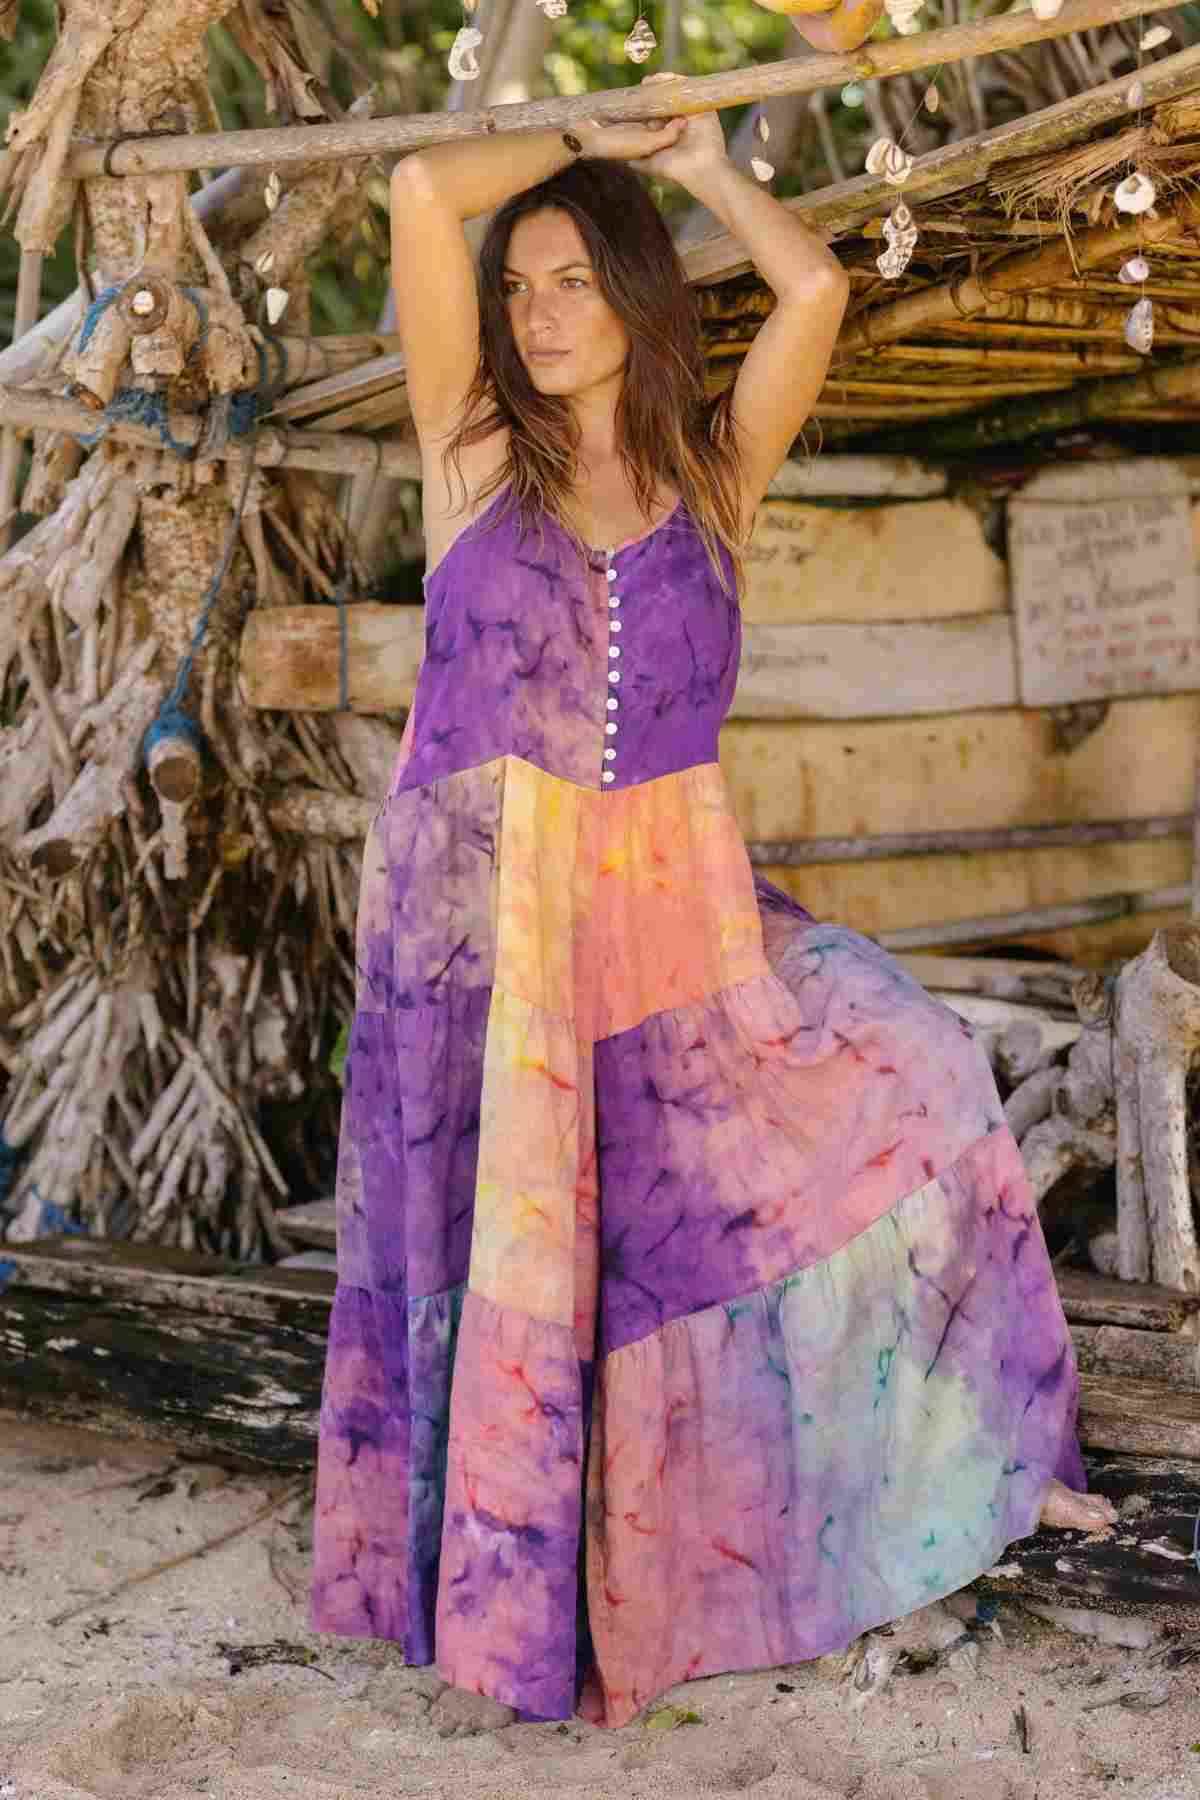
48 0 1185 184
1072 1324 1200 1389
686 40 1200 282
1056 1267 1200 1332
864 356 1200 456
876 887 1190 951
1076 1373 1200 1459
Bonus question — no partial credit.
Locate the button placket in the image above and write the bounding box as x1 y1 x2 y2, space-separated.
601 549 619 784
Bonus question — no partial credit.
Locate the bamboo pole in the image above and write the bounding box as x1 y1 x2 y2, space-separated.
0 384 423 479
747 815 1192 866
877 885 1190 952
832 212 1195 366
686 39 1200 281
40 0 1185 185
861 354 1200 454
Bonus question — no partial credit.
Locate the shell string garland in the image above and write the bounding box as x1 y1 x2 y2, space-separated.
876 199 917 280
536 0 568 14
448 22 483 79
1111 27 1157 362
883 0 924 35
624 15 657 62
751 109 773 183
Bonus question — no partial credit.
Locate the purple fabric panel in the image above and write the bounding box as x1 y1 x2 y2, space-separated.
436 1291 584 1721
337 989 488 1301
310 1284 412 1646
600 515 739 789
406 1286 466 1663
402 500 605 793
402 497 739 794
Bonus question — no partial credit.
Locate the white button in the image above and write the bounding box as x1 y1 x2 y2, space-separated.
609 597 621 608
606 569 617 582
606 697 618 711
605 722 617 735
602 771 615 784
608 671 620 684
604 749 616 762
608 646 620 659
609 619 621 632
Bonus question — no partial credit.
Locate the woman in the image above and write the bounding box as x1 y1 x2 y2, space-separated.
310 92 1115 1734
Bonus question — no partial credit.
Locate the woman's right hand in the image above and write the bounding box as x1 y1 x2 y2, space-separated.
574 116 687 162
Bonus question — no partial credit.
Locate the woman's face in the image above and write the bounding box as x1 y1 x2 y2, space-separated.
502 208 631 400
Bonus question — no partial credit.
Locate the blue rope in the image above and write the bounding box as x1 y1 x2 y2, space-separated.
0 1129 20 1206
77 284 123 352
0 1260 15 1296
37 1193 87 1237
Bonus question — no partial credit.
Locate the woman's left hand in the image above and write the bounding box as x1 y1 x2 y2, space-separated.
631 73 727 184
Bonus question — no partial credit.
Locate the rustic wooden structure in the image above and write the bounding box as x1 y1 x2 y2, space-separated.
3 0 1200 1402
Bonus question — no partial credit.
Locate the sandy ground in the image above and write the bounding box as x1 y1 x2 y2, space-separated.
2 1414 1199 1800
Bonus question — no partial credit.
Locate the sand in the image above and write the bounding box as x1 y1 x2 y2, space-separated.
2 1413 1198 1800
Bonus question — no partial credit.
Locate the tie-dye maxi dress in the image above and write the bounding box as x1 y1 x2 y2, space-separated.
310 491 1085 1728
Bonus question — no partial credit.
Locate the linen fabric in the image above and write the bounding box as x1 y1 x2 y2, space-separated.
310 493 1084 1726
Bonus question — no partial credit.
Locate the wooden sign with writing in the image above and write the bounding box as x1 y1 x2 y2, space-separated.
1009 461 1200 708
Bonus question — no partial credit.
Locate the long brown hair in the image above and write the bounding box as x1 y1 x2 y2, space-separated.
445 158 744 590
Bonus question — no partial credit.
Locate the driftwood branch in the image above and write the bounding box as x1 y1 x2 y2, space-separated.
32 0 1183 184
0 385 422 479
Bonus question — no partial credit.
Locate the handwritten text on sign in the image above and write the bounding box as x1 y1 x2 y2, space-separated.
1009 467 1199 708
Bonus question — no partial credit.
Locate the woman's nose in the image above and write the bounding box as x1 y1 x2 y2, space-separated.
526 287 559 331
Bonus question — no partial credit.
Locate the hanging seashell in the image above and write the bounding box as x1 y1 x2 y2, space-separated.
265 287 290 326
841 82 865 106
253 249 275 279
1139 23 1171 49
264 170 281 213
755 112 770 144
1123 296 1154 354
1030 0 1063 18
1126 78 1145 109
1113 170 1157 214
624 15 657 62
536 0 568 16
865 136 894 176
876 199 918 280
881 141 914 186
924 84 940 114
884 0 923 34
750 157 775 183
448 24 483 79
1119 255 1151 284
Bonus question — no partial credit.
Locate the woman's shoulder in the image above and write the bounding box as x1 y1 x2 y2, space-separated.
420 423 510 578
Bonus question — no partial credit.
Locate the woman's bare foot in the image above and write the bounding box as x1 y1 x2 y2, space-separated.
431 1684 519 1739
1038 1477 1119 1531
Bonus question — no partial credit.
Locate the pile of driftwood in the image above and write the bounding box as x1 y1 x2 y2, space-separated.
908 926 1200 1297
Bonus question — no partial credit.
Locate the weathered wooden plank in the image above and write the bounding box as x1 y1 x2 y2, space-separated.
978 1456 1200 1625
1077 1374 1200 1459
239 605 1024 721
0 1237 334 1329
897 954 1080 1010
1057 1268 1200 1333
1072 1324 1200 1389
0 1278 326 1467
275 1198 337 1253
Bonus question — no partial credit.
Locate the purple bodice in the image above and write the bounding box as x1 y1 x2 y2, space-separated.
397 491 740 794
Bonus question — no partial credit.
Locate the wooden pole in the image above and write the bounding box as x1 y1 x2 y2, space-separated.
832 209 1191 366
0 384 423 479
858 355 1200 456
746 815 1192 866
877 886 1190 952
43 0 1183 184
